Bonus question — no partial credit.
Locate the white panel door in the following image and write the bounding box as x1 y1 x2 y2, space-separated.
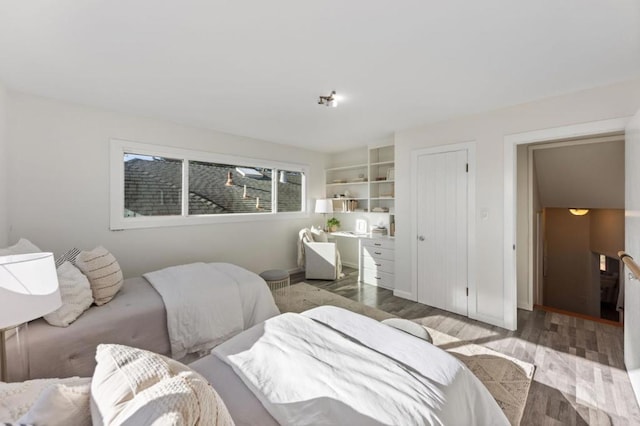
624 109 640 405
416 149 468 316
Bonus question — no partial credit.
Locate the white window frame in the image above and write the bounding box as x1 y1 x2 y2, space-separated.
110 139 309 230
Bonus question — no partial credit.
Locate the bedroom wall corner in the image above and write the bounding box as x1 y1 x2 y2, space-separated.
0 82 8 246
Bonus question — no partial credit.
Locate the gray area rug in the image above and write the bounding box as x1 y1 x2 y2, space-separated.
274 282 535 426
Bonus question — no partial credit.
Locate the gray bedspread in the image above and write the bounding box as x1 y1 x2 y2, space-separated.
5 277 170 381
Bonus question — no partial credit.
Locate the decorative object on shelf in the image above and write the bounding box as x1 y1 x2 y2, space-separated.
376 176 387 181
386 168 395 181
225 171 234 186
356 219 368 234
327 217 341 232
242 185 248 199
0 252 61 382
318 90 338 108
372 207 389 212
332 179 347 184
569 208 589 216
341 200 358 212
279 171 288 184
315 199 334 230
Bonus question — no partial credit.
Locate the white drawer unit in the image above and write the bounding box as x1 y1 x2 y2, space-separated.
359 237 395 289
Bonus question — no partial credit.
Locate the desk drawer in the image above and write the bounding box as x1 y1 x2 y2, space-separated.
361 256 394 274
361 268 394 289
361 238 394 250
362 246 394 261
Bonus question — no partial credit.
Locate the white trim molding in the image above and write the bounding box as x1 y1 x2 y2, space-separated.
110 139 310 230
503 116 630 331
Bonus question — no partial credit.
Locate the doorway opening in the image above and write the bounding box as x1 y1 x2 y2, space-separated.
517 135 625 323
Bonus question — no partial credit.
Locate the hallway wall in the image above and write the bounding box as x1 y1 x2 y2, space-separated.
544 208 624 317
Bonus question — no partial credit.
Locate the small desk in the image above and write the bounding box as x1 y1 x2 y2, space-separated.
329 232 395 290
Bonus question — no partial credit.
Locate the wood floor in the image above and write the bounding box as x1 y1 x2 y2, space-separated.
293 267 640 425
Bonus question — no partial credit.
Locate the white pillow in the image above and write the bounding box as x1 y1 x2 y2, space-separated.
310 226 328 242
18 377 91 426
91 344 234 426
75 246 123 306
0 238 42 256
43 262 94 327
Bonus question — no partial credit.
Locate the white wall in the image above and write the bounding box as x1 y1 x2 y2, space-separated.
395 78 640 329
544 208 593 316
0 82 7 246
6 91 328 277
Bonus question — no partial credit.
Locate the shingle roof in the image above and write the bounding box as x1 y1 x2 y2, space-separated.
124 158 301 216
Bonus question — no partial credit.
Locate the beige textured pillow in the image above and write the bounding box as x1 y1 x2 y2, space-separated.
75 246 123 305
91 344 234 426
43 262 94 327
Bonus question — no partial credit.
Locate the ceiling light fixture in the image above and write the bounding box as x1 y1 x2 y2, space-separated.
318 91 338 108
569 208 589 216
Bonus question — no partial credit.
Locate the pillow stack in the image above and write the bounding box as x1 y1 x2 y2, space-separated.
0 239 125 327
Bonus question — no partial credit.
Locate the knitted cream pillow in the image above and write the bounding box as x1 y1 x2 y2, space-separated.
75 246 123 305
91 344 234 426
43 261 94 327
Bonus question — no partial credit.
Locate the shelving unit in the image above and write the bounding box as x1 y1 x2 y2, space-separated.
324 145 394 216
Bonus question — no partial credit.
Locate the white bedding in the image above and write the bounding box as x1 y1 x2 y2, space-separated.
214 306 508 426
144 262 279 359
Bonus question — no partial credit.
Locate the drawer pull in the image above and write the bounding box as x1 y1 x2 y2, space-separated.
375 263 381 266
374 251 382 255
375 276 381 280
374 243 382 246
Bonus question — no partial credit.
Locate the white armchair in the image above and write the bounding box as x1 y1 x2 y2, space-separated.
298 228 343 280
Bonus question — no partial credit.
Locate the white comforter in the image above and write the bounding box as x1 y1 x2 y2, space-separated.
144 262 279 359
214 306 508 426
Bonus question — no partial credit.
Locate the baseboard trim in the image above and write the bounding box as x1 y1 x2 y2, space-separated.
533 304 622 327
393 289 415 301
341 261 358 269
471 312 508 330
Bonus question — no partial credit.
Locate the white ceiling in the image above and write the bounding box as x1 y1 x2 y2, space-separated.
533 140 625 209
0 1 638 152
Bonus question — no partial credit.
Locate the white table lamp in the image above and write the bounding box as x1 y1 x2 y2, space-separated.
0 252 61 382
315 199 334 231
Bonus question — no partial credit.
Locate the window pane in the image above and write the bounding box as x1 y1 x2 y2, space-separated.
277 170 303 212
189 161 272 214
124 153 183 217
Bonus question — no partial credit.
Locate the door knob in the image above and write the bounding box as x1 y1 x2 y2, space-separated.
418 235 425 241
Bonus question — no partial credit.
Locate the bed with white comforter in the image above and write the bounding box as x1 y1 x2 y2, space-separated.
6 262 279 381
191 305 509 426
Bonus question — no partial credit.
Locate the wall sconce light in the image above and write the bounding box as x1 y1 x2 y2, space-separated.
569 208 589 216
279 171 288 184
318 91 338 108
225 171 234 186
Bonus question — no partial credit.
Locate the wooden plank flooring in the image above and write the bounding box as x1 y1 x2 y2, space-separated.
293 267 640 425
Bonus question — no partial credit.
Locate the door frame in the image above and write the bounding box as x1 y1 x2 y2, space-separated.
411 141 476 319
503 117 630 330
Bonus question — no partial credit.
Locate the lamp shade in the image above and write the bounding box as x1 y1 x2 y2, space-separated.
315 199 334 214
0 252 61 329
